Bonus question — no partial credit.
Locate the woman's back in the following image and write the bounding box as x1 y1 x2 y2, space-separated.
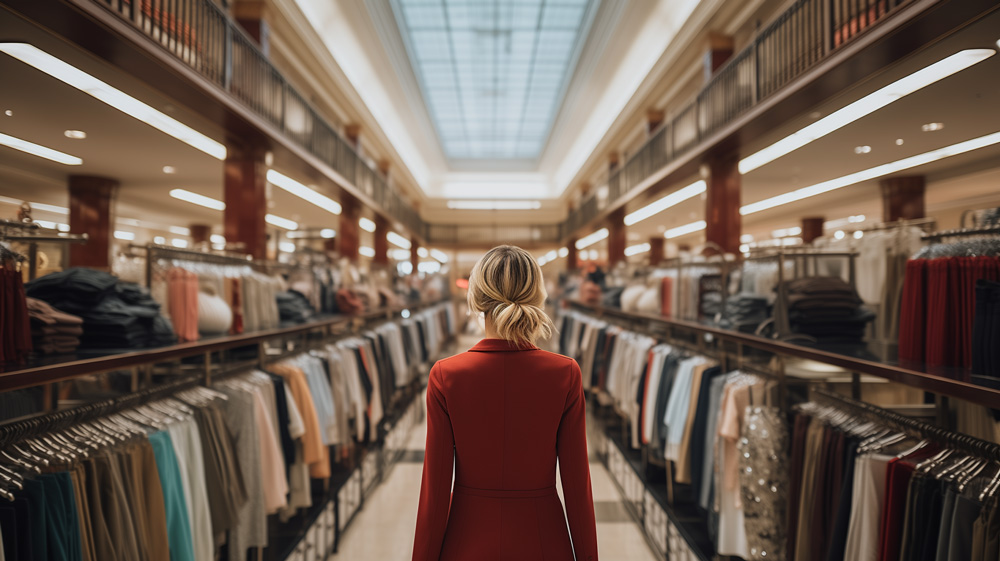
412 340 597 561
413 245 598 561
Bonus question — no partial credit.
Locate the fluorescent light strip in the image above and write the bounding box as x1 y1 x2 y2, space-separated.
0 196 69 215
576 228 609 249
359 246 376 258
430 249 449 263
624 181 706 226
0 132 82 165
625 243 651 256
558 247 569 258
210 234 226 244
739 49 995 174
665 220 706 239
0 44 226 160
265 214 298 230
390 249 411 260
321 229 336 239
169 226 191 236
266 169 342 215
741 130 1000 215
446 200 542 210
359 217 376 232
170 189 226 211
387 231 411 249
417 247 429 258
171 238 189 248
113 230 135 241
279 241 296 253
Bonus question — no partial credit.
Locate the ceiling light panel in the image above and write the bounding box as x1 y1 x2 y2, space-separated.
0 132 82 165
392 0 596 160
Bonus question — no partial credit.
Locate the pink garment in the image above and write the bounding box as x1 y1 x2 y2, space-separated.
167 268 201 342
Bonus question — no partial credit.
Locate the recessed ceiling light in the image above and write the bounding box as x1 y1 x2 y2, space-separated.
808 111 822 119
359 246 376 258
320 228 336 239
558 247 569 258
153 236 166 244
576 228 609 249
267 169 341 215
741 130 1000 215
854 145 872 154
265 213 298 230
739 49 994 173
387 231 411 249
624 180 706 226
3 110 11 117
169 226 190 236
921 122 945 132
64 130 86 139
834 230 846 240
170 189 225 211
664 221 706 239
0 43 227 159
446 200 542 210
114 230 135 241
171 238 189 248
853 230 864 239
895 138 904 145
162 165 176 174
0 132 82 165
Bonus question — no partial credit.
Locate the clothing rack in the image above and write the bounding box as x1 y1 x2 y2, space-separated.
810 387 1000 461
1 221 89 279
921 225 1000 242
857 216 936 233
131 243 255 288
0 374 202 448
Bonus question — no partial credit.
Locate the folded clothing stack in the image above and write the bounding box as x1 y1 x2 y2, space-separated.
27 297 84 354
720 294 770 333
783 277 874 343
277 290 315 326
26 268 177 350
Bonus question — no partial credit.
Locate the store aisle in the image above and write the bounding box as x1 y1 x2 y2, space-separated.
334 336 658 561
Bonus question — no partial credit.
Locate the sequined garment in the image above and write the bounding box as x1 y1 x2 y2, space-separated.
738 405 789 561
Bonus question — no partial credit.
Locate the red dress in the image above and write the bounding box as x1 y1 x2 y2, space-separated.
412 338 599 561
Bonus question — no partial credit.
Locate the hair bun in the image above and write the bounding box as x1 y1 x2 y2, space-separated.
467 245 555 346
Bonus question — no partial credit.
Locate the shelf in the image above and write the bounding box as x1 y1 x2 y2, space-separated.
0 301 450 393
566 300 1000 410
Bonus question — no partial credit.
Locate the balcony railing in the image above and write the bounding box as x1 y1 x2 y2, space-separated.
564 0 914 240
91 0 423 236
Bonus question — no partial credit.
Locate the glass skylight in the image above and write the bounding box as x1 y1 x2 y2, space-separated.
391 0 597 160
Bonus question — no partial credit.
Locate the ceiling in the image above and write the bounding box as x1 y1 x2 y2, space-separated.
390 0 597 161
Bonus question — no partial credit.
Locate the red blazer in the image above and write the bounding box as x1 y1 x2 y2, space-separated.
412 338 599 561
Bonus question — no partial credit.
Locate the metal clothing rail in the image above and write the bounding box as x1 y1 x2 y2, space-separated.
1 222 89 279
811 387 1000 461
567 299 1000 410
922 225 1000 242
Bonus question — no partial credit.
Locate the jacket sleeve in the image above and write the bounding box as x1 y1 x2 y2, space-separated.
412 363 455 561
557 360 599 561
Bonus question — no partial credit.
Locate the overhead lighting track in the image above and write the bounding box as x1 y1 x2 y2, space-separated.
0 43 227 160
738 49 995 174
741 130 1000 215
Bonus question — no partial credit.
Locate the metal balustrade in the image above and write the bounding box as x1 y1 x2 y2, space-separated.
564 0 914 241
91 0 422 236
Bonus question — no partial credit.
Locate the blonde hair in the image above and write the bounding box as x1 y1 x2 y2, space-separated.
467 245 554 347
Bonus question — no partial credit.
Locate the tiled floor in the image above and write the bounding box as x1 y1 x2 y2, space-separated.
334 336 658 560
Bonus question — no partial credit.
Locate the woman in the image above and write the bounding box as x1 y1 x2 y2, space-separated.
412 245 599 561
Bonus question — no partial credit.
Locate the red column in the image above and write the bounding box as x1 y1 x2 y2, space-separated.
607 208 626 267
649 237 665 265
880 176 925 222
224 144 268 259
339 193 360 261
189 224 212 245
373 215 390 266
801 217 825 244
705 154 741 255
68 175 117 269
410 238 420 273
566 240 578 271
704 32 734 79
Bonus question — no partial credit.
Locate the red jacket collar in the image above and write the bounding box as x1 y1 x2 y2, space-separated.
469 338 539 352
